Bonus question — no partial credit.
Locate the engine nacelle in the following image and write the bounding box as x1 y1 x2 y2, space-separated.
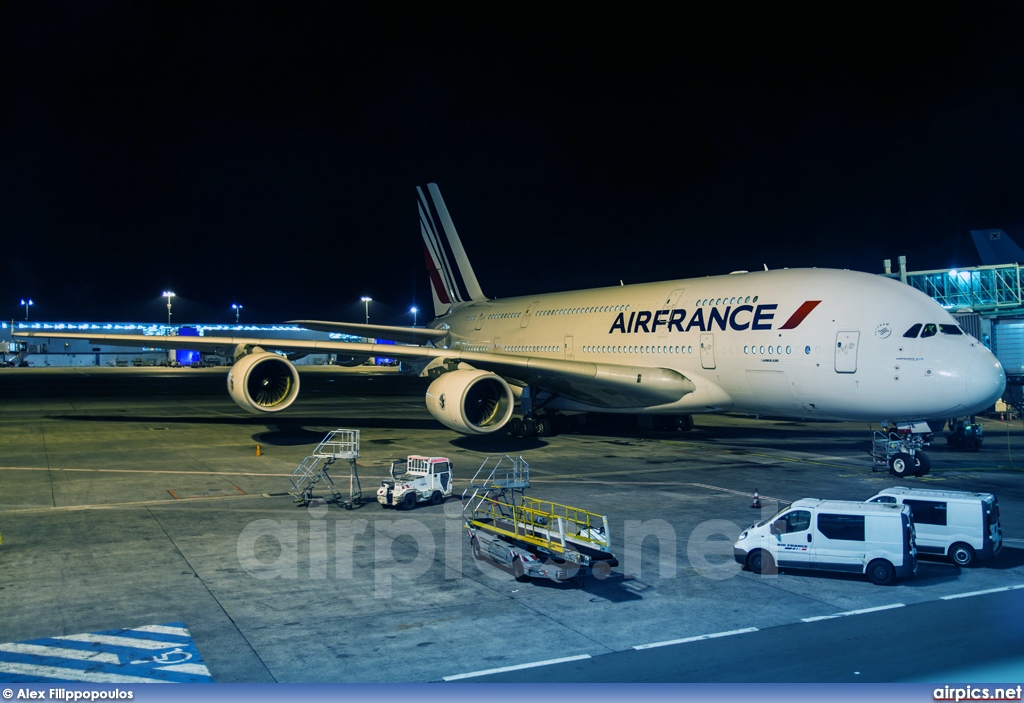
227 352 301 414
425 369 515 435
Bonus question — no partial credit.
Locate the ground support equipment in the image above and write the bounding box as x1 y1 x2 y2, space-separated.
289 429 363 509
870 426 930 478
463 455 617 583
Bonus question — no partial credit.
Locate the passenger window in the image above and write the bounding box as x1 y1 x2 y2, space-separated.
777 510 811 533
921 323 938 338
905 500 947 526
817 514 865 541
870 496 897 504
940 324 963 335
903 324 922 338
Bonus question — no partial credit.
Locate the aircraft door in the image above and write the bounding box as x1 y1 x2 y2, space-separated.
658 288 686 338
771 509 813 569
811 513 865 572
475 306 489 331
521 301 540 328
835 331 859 373
564 336 575 360
700 333 716 369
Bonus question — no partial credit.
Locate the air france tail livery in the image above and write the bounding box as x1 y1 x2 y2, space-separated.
16 184 1006 449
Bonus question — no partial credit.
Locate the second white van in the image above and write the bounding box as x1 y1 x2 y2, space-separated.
734 499 917 585
866 487 1002 566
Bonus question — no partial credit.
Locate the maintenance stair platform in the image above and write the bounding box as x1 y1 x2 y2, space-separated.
289 429 364 509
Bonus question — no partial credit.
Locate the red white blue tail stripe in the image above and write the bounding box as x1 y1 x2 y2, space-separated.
418 183 487 316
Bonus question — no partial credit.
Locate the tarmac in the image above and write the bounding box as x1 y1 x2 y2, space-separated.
0 366 1022 683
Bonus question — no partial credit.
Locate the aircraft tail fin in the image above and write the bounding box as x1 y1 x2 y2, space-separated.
970 229 1024 266
418 183 487 316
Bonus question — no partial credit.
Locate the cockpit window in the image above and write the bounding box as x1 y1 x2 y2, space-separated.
903 324 922 338
940 324 963 335
920 323 938 338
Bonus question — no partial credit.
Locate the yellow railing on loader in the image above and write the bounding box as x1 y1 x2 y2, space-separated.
466 494 610 561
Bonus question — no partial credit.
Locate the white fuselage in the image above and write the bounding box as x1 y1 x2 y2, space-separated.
430 268 1005 422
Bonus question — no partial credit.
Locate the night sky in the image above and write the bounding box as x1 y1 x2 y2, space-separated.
3 4 1024 325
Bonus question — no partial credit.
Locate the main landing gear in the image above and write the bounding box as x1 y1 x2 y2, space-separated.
507 414 562 438
506 412 697 438
507 385 563 438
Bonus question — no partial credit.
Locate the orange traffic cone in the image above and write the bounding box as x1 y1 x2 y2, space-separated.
751 488 761 509
256 444 262 457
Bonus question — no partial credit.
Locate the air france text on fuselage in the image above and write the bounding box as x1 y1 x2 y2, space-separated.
607 300 821 334
609 304 775 334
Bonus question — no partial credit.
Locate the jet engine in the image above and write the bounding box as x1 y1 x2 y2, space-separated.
425 369 514 435
227 351 301 413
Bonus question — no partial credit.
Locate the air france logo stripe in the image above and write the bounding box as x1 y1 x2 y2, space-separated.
779 300 821 330
422 242 452 305
418 187 471 304
418 196 463 304
418 193 462 304
607 300 820 335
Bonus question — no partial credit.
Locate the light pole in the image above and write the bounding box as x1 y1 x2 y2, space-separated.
360 296 372 325
20 298 33 320
410 306 418 327
162 291 175 328
232 303 243 324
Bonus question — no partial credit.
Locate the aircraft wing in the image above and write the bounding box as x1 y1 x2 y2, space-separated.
15 331 694 408
288 320 448 345
12 331 438 358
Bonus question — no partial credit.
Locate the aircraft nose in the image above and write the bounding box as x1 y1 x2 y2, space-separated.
965 347 1006 411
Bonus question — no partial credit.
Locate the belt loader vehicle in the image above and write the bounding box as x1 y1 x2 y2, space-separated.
463 455 617 583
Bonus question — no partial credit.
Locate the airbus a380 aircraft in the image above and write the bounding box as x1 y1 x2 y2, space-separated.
17 184 1006 457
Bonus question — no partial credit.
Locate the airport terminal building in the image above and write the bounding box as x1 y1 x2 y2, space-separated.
0 322 365 367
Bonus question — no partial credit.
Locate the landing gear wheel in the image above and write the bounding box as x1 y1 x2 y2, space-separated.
746 550 775 575
429 491 443 506
867 559 895 585
401 493 417 511
913 452 931 477
889 452 913 478
677 414 694 432
508 417 524 438
535 416 553 437
522 417 536 437
950 542 976 567
512 558 528 582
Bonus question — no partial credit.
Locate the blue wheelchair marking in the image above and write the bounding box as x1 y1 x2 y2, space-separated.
0 622 213 683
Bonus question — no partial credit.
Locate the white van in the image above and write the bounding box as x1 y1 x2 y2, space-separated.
734 499 917 585
866 487 1002 566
